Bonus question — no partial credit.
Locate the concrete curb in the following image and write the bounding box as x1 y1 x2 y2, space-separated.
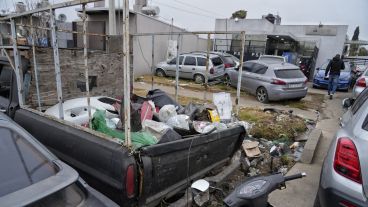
301 128 322 164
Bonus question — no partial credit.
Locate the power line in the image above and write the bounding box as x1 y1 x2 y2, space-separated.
172 0 225 18
153 1 216 19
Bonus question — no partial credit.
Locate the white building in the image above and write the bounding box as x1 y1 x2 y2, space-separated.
215 18 348 76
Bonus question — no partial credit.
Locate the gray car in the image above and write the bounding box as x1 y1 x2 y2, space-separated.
224 60 308 103
316 87 368 207
155 53 225 84
352 69 368 98
0 113 118 207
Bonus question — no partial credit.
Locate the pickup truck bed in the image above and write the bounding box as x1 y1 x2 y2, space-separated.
13 108 245 206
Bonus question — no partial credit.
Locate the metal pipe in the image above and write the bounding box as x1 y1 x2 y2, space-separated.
236 31 246 115
131 31 245 36
10 19 25 107
82 4 91 124
123 0 131 147
50 9 64 120
175 34 181 102
204 33 210 101
151 35 154 90
0 0 103 20
30 16 42 111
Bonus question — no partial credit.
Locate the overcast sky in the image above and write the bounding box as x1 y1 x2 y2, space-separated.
2 0 367 40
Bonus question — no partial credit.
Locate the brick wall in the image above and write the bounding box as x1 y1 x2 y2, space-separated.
28 48 125 107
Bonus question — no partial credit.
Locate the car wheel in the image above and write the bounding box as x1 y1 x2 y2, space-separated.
256 87 269 103
156 68 166 77
224 74 231 86
194 74 205 84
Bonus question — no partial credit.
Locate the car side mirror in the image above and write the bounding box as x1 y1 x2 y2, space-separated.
342 98 354 109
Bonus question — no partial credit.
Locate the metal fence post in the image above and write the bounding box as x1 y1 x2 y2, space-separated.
151 35 154 90
123 0 131 147
236 31 246 115
10 18 24 107
175 34 181 102
82 4 92 123
204 33 211 101
30 16 42 111
50 9 64 120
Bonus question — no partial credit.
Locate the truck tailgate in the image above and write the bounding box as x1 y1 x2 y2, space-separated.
139 125 245 206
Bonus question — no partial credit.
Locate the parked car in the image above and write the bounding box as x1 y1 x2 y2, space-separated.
155 53 225 84
258 55 287 63
191 51 239 69
312 60 351 91
0 112 118 207
316 87 368 207
352 69 368 98
224 60 308 103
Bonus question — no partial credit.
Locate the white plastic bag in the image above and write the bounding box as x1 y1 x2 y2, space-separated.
159 105 177 123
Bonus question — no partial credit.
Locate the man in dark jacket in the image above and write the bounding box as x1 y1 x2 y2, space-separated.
325 54 345 99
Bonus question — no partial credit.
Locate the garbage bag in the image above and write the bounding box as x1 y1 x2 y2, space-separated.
159 105 177 123
166 115 190 130
193 121 216 134
92 110 158 149
147 89 184 112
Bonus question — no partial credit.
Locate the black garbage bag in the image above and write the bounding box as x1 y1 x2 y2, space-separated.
146 89 184 112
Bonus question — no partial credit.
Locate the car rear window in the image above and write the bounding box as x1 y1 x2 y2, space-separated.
363 115 368 131
0 128 56 197
274 69 305 79
352 87 368 115
223 56 235 65
211 57 223 66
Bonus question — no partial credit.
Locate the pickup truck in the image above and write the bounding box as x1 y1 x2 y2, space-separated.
0 57 245 206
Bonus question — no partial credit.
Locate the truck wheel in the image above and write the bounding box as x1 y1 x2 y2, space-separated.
194 74 205 84
156 68 166 77
256 87 269 103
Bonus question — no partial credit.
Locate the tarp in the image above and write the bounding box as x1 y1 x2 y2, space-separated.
91 110 158 149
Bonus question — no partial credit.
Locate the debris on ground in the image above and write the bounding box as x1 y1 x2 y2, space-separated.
242 141 261 158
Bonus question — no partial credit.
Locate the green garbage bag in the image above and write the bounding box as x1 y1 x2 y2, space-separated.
91 110 158 149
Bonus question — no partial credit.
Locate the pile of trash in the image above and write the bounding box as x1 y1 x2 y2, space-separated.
45 90 246 149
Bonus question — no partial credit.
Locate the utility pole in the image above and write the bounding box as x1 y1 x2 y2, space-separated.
108 0 117 35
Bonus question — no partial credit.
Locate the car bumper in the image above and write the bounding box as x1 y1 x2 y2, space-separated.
209 72 225 80
353 86 366 98
313 78 350 90
267 87 308 101
318 187 367 207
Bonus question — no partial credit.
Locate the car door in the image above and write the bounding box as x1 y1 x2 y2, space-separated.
247 63 268 93
181 56 197 79
241 62 255 91
166 56 184 77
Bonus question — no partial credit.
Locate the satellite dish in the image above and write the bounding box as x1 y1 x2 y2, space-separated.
58 14 67 22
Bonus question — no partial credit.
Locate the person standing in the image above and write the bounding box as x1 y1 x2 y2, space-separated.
325 54 345 99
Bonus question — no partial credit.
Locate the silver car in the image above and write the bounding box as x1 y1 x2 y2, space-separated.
155 53 225 84
224 60 308 103
317 87 368 207
353 69 368 98
258 55 287 63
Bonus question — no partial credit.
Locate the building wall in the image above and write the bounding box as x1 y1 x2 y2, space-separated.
214 18 348 73
133 13 207 77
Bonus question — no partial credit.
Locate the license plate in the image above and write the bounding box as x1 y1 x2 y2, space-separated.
289 83 302 88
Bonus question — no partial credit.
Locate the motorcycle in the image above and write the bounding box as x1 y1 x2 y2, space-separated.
223 172 306 207
192 172 306 207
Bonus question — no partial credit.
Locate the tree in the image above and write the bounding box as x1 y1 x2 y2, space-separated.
358 47 368 56
231 10 247 19
349 26 360 56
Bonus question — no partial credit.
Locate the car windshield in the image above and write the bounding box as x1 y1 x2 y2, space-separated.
0 127 56 197
320 61 351 72
274 69 305 79
259 56 285 63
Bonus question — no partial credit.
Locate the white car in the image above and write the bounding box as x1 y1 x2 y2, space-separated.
45 96 120 125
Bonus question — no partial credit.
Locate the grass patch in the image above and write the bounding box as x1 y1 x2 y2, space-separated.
279 93 325 111
239 107 307 141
